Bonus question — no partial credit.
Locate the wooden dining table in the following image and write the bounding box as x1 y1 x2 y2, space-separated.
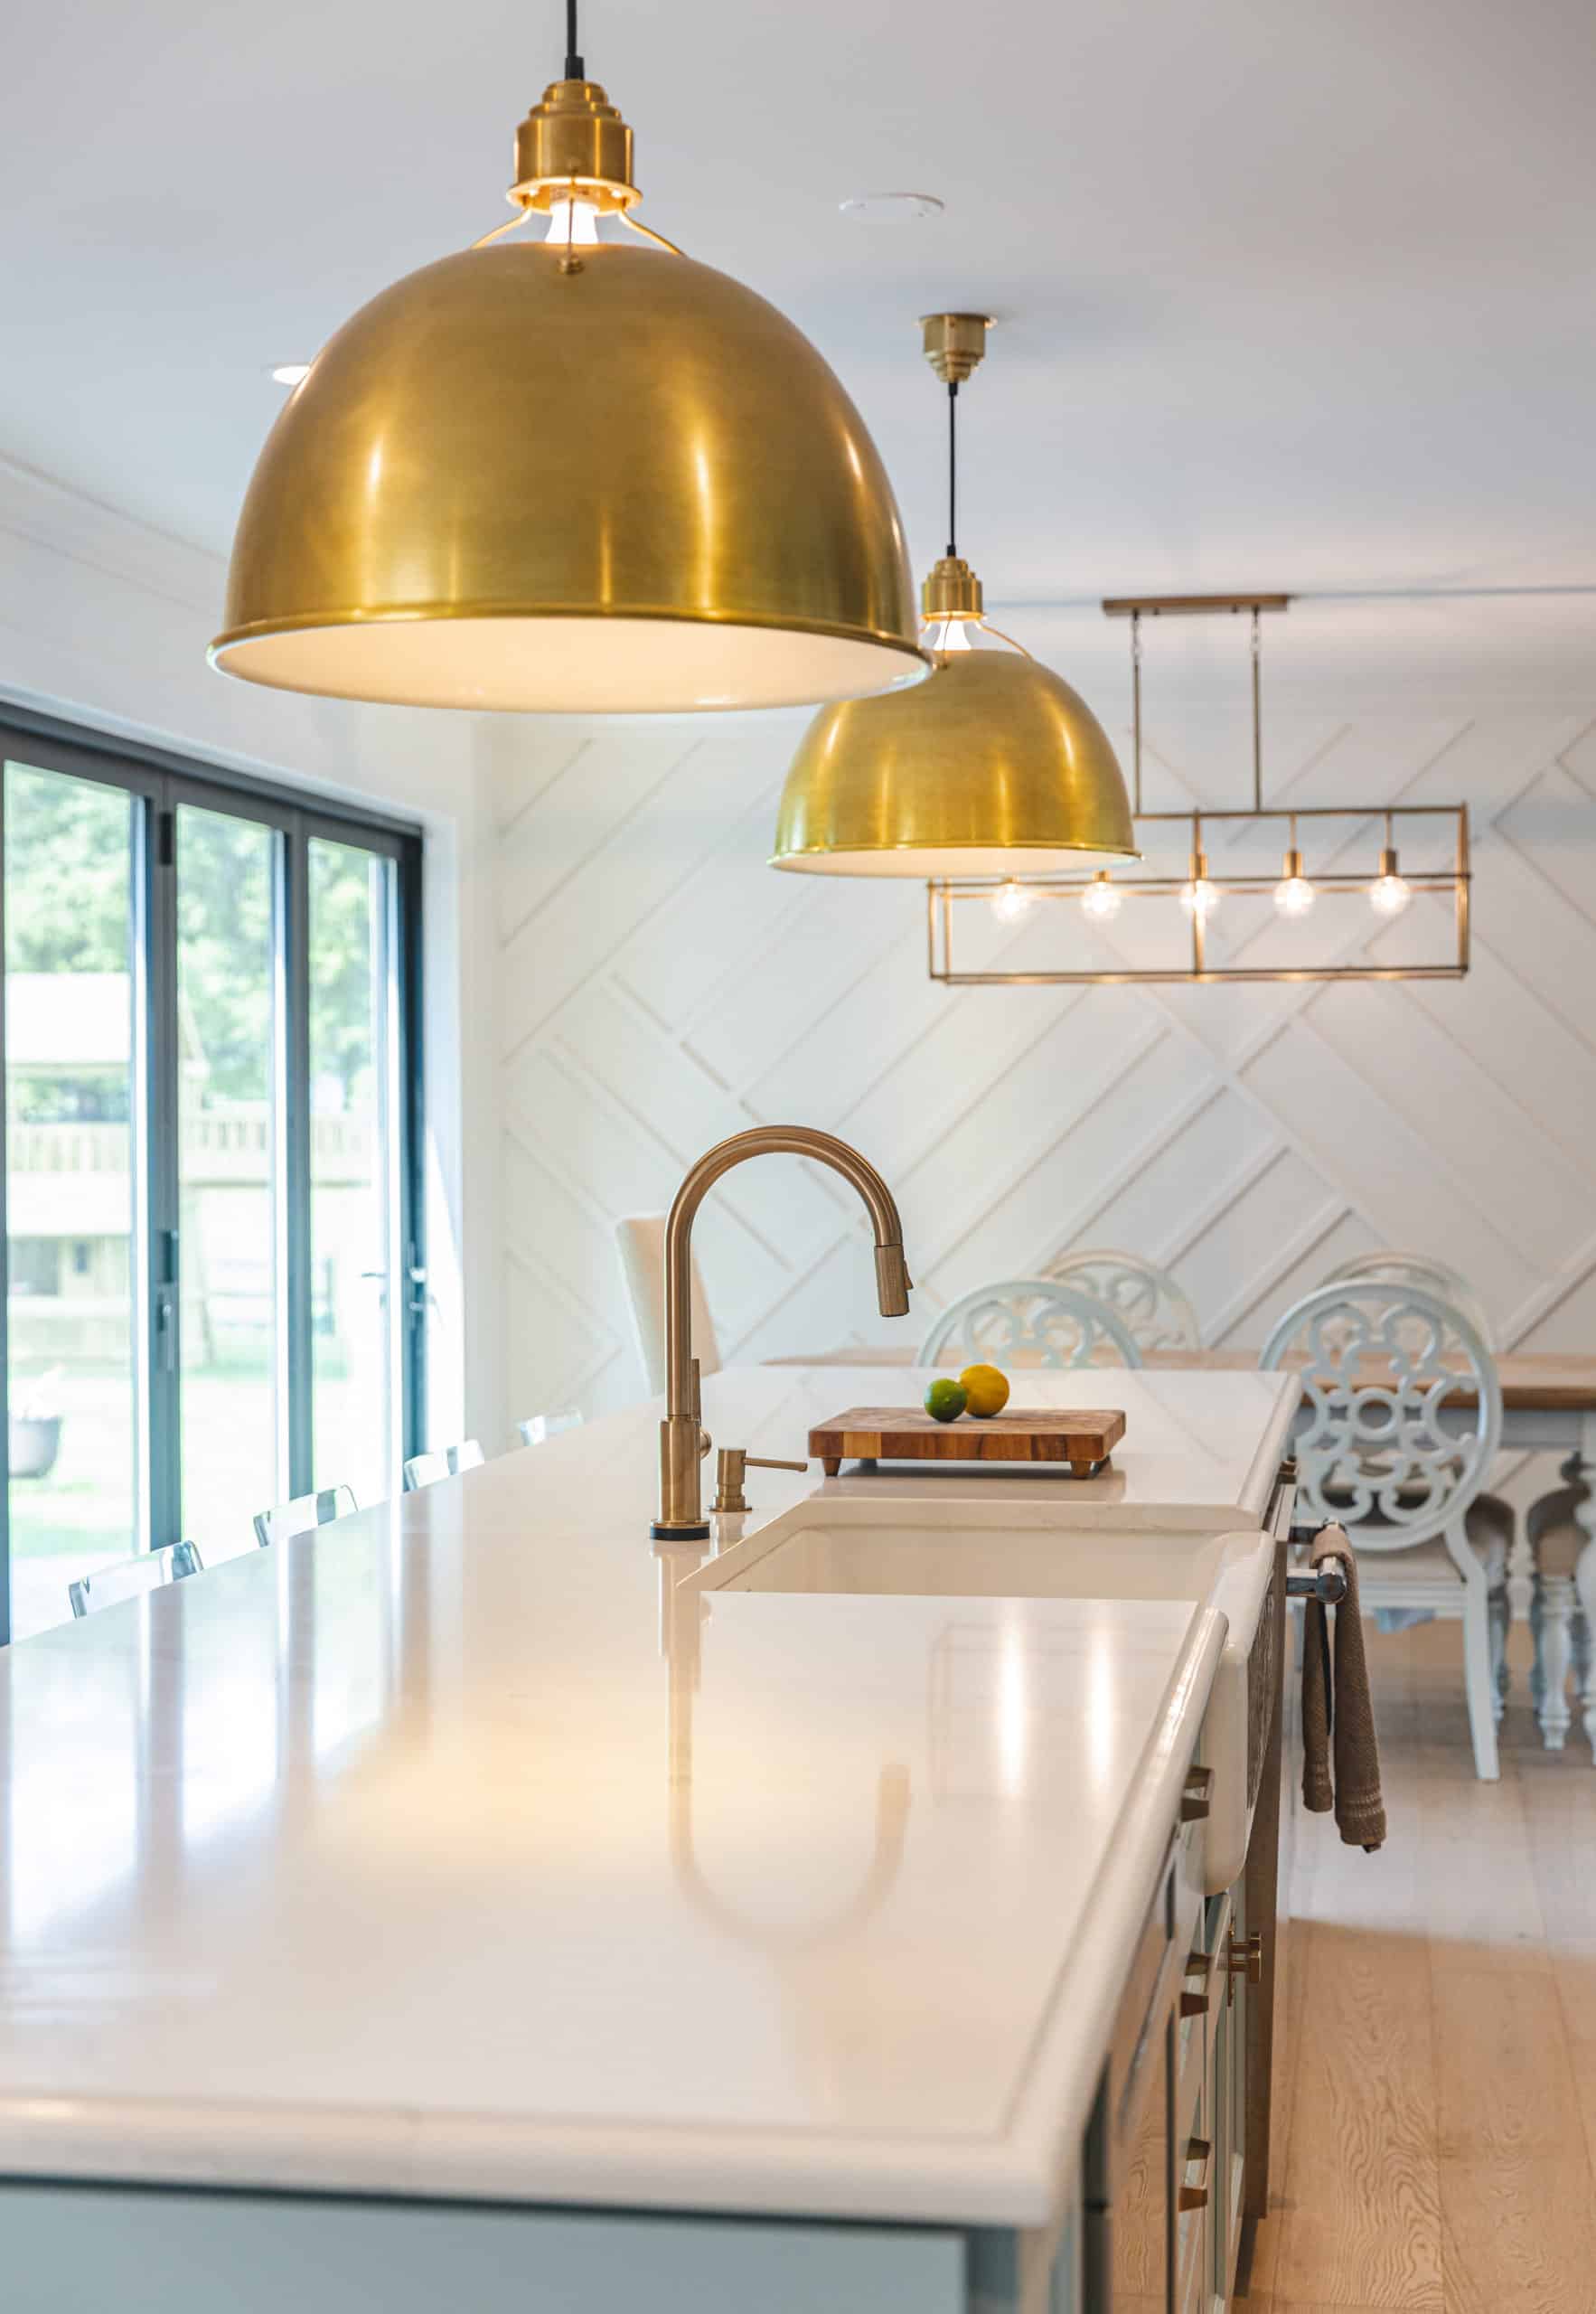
771 1346 1596 1762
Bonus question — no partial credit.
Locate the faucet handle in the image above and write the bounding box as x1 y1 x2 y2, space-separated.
713 1446 808 1515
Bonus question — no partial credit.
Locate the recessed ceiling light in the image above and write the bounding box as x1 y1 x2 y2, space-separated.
839 192 944 222
270 363 312 387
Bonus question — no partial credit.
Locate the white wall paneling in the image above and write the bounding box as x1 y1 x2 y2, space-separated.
493 687 1596 1529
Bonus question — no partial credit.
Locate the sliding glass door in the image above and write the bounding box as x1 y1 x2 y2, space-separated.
0 720 422 1641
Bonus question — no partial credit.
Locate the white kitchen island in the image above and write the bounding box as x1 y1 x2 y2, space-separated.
0 1366 1299 2313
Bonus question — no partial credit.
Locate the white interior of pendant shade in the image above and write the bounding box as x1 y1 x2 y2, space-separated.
773 844 1139 876
211 619 928 714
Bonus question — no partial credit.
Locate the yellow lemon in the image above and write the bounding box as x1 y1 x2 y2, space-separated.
959 1363 1010 1418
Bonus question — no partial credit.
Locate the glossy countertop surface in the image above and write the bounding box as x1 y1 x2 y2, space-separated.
0 1367 1257 2225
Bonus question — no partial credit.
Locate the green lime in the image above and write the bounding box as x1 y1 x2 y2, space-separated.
925 1377 968 1423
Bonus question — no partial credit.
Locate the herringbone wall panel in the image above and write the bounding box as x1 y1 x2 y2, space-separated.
493 699 1596 1510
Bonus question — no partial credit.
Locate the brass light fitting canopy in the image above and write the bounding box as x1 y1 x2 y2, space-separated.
211 10 925 715
771 314 1137 877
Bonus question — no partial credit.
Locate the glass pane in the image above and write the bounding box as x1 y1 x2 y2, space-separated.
176 805 282 1562
308 838 398 1507
5 761 141 1640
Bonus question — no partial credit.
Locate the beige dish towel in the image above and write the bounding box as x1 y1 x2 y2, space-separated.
1300 1524 1387 1851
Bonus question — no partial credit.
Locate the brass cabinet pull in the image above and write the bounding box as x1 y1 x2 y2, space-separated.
1179 1765 1214 1824
1225 1928 1263 2005
1225 1928 1263 1980
1178 2136 1212 2213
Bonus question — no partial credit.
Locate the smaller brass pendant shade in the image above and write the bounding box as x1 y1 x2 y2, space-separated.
774 641 1136 875
771 315 1135 876
211 42 923 714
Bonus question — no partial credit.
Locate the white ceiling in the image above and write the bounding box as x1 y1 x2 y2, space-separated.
4 0 1594 698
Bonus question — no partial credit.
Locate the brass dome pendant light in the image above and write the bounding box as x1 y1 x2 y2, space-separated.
770 314 1136 875
210 5 925 714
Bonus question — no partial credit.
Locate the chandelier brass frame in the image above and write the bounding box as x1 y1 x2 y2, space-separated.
926 593 1471 986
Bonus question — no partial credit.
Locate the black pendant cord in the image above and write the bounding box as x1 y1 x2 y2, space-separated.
565 0 585 79
946 381 959 560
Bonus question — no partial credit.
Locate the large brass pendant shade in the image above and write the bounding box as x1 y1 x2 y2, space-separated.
211 52 924 713
770 315 1135 873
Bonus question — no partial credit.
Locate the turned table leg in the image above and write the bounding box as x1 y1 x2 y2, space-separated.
1576 1413 1596 1765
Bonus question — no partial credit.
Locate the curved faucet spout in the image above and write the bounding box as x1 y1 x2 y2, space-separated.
652 1126 914 1538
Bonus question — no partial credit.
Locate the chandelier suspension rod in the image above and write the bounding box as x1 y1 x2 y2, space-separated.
564 0 585 80
1251 606 1263 814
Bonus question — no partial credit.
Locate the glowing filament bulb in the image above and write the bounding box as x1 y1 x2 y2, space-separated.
1369 842 1410 917
990 879 1033 925
1272 845 1315 917
1082 871 1122 921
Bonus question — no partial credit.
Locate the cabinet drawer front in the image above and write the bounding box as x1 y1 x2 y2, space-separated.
0 2187 967 2314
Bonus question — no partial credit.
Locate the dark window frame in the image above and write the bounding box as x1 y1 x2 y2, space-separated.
0 705 426 1644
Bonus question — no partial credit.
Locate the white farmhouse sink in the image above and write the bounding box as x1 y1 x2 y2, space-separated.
687 1498 1276 1891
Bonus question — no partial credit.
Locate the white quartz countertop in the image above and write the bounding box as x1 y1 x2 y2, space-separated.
719 1359 1299 1528
0 1366 1270 2227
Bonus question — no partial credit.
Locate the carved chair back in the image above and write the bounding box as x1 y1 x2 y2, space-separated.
1319 1250 1493 1347
919 1278 1144 1371
1042 1246 1201 1352
1261 1282 1501 1550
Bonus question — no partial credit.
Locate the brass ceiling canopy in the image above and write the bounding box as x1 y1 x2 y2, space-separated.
771 313 1136 876
210 8 925 715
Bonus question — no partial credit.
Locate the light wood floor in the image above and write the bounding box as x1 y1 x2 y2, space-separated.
1248 1616 1596 2314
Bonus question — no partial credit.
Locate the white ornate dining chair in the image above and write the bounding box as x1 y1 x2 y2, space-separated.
1319 1250 1494 1347
615 1214 720 1397
1261 1281 1510 1781
1041 1247 1201 1352
919 1279 1143 1371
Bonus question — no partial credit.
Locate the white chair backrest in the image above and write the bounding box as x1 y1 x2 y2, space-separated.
402 1439 485 1491
919 1278 1144 1371
1041 1246 1201 1352
517 1409 585 1446
253 1484 358 1549
1260 1281 1502 1548
69 1540 202 1619
615 1214 720 1397
1319 1250 1493 1347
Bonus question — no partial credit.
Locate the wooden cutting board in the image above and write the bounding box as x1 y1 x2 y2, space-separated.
808 1405 1126 1478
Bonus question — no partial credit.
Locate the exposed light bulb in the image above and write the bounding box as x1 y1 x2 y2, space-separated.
1179 878 1220 921
990 879 1033 925
544 197 602 246
1082 871 1122 922
271 363 312 386
925 615 974 653
1370 842 1410 917
1273 875 1316 917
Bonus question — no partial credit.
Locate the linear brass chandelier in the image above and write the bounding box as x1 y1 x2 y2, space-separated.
211 2 925 714
926 593 1470 985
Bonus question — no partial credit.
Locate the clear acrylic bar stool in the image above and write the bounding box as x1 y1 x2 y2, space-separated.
517 1410 584 1446
69 1540 203 1618
402 1439 486 1491
252 1486 358 1548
